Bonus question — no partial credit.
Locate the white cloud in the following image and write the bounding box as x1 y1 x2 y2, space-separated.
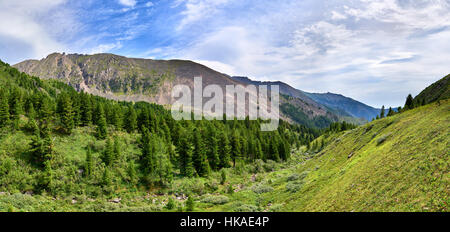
177 0 231 30
0 0 71 64
167 0 450 107
145 2 154 7
89 42 123 54
118 0 137 7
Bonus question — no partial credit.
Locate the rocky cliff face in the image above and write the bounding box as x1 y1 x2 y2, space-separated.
14 52 350 127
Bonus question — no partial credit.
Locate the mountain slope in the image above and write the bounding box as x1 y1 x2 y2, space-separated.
207 99 449 212
231 76 378 121
413 74 450 105
14 53 346 128
304 92 380 121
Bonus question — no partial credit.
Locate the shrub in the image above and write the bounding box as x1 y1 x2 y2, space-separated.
251 184 274 194
268 204 284 212
200 195 229 205
377 133 392 145
263 160 278 172
233 204 258 212
165 197 175 210
287 173 300 182
286 181 303 193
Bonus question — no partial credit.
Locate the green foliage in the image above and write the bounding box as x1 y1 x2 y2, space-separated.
185 195 195 212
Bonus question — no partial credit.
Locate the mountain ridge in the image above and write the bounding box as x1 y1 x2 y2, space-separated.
15 52 371 127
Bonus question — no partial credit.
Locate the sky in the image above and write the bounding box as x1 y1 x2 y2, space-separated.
0 0 449 108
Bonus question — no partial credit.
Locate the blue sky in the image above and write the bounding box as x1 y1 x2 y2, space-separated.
1 0 449 107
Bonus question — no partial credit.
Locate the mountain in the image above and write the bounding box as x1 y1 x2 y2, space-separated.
14 53 355 128
304 92 380 121
231 76 378 121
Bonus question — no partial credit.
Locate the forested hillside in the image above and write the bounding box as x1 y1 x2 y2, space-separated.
0 59 318 211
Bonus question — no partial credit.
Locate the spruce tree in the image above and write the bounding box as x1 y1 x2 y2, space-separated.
84 147 93 177
125 106 137 133
387 107 394 117
404 94 414 110
218 132 231 168
96 104 108 139
141 127 155 175
192 129 210 177
59 94 74 134
113 138 121 160
380 105 385 118
177 131 194 177
0 91 10 128
231 132 241 167
102 138 114 166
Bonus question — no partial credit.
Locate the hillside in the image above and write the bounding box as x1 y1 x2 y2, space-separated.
304 92 380 121
14 53 360 128
413 74 450 105
231 76 376 122
204 100 449 212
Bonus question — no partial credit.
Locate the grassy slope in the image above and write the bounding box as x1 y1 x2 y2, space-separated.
208 100 449 212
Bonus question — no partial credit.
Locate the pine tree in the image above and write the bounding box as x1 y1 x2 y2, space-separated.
404 94 414 110
0 91 10 128
113 138 121 160
218 132 231 168
58 94 74 134
141 127 155 175
387 107 394 117
177 131 194 177
255 139 263 160
102 138 114 166
269 136 280 161
231 131 241 167
96 104 108 139
124 106 137 133
80 93 92 126
380 105 385 118
192 129 210 177
84 147 93 177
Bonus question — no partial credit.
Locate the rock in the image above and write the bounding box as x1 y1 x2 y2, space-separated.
0 192 7 195
348 152 354 159
109 198 121 203
71 199 77 204
24 191 33 195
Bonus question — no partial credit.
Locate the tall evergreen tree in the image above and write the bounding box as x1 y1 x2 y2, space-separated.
125 106 137 133
218 132 231 168
0 91 10 128
96 104 108 139
231 131 241 167
102 138 114 166
84 147 93 177
404 94 414 110
192 129 210 177
387 107 394 117
58 94 74 134
177 131 194 177
380 105 385 118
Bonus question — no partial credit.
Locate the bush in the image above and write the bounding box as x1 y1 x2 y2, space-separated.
251 184 274 194
377 133 392 145
287 173 300 182
200 195 229 205
286 181 303 193
263 160 278 172
233 203 258 212
165 197 175 210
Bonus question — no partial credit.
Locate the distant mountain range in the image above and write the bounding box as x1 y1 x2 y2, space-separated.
14 53 381 128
